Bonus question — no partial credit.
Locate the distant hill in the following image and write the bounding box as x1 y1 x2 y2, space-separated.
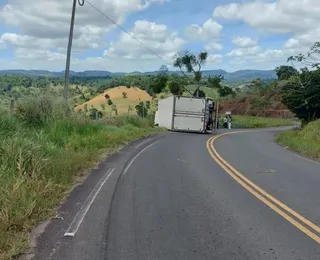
74 86 152 115
0 69 277 82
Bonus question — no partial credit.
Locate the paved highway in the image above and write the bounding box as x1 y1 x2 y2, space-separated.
34 128 320 260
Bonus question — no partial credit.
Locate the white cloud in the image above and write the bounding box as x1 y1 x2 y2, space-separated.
207 54 223 64
213 0 320 34
0 19 185 72
284 28 320 53
227 46 261 57
213 0 319 69
185 19 222 41
103 20 185 61
232 36 257 48
205 42 223 51
0 0 168 53
0 0 152 42
0 0 175 71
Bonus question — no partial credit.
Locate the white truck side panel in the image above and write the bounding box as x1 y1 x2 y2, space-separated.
174 97 205 113
173 116 204 132
154 96 174 129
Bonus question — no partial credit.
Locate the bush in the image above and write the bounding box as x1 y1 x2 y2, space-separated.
14 96 68 126
276 119 320 160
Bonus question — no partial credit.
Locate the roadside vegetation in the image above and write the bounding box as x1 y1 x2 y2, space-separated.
276 119 320 160
226 115 293 129
0 96 163 259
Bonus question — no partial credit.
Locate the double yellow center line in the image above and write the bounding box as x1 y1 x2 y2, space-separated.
206 131 320 244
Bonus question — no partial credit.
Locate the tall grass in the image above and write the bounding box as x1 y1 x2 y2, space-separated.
276 119 320 160
0 96 163 259
221 115 293 128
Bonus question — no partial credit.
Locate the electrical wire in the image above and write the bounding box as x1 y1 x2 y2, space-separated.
78 0 85 6
83 0 172 67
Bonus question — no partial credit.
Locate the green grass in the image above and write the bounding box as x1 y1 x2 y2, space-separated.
276 119 320 160
0 96 164 259
223 115 293 129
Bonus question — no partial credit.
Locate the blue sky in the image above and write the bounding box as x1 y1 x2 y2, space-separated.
0 0 317 72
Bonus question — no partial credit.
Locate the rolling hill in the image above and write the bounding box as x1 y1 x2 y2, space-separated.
0 69 277 82
74 86 152 115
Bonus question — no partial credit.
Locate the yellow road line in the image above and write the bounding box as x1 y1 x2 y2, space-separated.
210 134 320 236
206 134 320 244
209 133 320 234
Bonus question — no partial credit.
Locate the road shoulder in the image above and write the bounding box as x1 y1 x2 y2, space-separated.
19 133 165 260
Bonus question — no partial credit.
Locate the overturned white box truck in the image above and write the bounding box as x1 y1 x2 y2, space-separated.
154 95 218 133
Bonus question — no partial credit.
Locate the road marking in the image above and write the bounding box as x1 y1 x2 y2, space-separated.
64 168 115 237
206 134 320 244
135 139 150 149
177 159 188 163
123 141 158 176
210 133 320 233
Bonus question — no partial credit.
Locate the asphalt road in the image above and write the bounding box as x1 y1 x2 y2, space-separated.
34 128 320 260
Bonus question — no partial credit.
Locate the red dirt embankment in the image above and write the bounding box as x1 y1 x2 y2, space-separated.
220 97 293 118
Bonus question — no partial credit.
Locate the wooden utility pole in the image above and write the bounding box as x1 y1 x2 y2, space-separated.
64 0 84 104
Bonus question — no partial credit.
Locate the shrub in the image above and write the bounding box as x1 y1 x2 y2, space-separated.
14 96 68 126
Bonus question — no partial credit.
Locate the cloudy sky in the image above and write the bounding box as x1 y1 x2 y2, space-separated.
0 0 318 72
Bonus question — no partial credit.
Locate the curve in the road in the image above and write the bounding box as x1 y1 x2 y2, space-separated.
207 130 320 244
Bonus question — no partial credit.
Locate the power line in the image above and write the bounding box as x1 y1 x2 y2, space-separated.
84 0 172 67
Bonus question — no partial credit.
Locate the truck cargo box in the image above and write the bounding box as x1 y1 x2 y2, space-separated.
154 96 214 133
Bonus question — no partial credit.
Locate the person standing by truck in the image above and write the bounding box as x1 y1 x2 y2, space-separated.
227 115 232 129
223 116 228 128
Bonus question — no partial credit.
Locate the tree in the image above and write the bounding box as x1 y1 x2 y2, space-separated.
281 69 320 124
135 102 148 117
207 75 235 97
122 92 127 98
173 50 208 97
107 99 113 106
281 42 320 124
207 75 224 89
146 100 151 109
217 86 236 97
105 93 110 100
168 80 183 95
275 66 298 80
100 103 106 110
150 65 169 94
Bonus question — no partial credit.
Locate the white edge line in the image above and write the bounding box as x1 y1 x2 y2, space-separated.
64 232 75 237
64 168 115 237
135 139 149 148
123 141 158 175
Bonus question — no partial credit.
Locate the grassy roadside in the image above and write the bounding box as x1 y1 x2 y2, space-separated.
222 115 294 129
276 120 320 160
0 96 164 260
